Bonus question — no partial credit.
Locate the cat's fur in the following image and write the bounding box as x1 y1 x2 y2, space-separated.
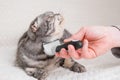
15 12 86 80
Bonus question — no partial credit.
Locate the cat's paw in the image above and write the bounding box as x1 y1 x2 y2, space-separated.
33 69 48 79
70 62 86 73
25 68 37 76
25 68 48 79
37 69 48 80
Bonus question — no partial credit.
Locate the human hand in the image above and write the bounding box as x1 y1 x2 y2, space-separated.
56 26 120 59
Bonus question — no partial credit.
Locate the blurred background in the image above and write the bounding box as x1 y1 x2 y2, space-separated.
0 0 120 46
0 0 120 80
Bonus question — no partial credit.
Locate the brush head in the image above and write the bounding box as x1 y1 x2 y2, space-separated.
43 40 61 56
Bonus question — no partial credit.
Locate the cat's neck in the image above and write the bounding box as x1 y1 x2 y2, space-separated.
35 32 64 43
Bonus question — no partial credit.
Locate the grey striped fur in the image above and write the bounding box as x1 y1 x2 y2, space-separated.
15 11 86 80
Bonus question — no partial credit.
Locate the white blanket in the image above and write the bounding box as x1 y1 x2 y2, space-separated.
0 46 120 80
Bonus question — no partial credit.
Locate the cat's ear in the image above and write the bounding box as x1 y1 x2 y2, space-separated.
31 22 38 32
27 22 38 40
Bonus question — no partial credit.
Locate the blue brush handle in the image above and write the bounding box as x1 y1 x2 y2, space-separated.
55 40 83 52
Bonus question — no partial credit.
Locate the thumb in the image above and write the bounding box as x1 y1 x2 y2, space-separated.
64 27 86 43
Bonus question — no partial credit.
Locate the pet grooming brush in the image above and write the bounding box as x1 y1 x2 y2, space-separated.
43 40 83 56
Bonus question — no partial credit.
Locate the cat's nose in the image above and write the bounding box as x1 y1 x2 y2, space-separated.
55 13 64 24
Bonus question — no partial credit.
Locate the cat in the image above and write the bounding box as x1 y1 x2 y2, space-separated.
15 11 86 80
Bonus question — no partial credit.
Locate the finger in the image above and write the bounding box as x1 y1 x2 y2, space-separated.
82 39 89 54
59 48 70 58
68 45 81 59
81 39 96 59
76 49 82 59
64 27 86 43
76 48 82 54
81 39 89 58
55 53 60 57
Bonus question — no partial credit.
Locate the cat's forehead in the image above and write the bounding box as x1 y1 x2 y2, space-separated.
43 11 54 16
39 12 54 19
33 11 63 28
36 12 54 23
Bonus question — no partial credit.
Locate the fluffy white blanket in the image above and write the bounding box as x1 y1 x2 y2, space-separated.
0 46 120 80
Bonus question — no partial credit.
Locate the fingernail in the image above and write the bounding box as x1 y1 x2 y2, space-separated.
68 45 73 53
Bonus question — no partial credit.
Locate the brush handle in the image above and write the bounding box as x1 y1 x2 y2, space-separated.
55 40 83 52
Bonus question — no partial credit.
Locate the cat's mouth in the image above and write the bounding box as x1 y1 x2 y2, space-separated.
59 19 63 25
55 13 64 25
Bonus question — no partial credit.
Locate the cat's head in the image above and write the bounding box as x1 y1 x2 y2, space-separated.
27 11 64 41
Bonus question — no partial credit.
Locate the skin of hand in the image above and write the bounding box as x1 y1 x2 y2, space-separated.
56 26 120 59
